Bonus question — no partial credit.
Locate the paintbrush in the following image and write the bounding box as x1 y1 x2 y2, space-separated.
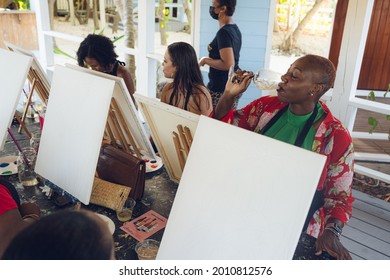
7 128 32 169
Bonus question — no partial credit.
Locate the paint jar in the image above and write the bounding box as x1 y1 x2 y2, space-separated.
17 147 38 187
135 239 160 260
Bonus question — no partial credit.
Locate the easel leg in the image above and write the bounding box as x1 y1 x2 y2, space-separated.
14 113 32 139
18 78 37 133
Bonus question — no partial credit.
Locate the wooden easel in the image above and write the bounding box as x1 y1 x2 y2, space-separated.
17 67 50 134
5 42 50 136
172 124 193 171
104 97 143 159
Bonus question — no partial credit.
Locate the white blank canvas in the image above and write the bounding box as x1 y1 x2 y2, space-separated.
35 65 115 204
0 48 32 150
157 116 326 260
3 41 51 90
65 64 156 160
135 94 200 182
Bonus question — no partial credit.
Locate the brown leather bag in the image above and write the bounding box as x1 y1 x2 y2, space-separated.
96 144 146 201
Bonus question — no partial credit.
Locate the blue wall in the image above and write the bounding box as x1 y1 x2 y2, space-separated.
199 0 272 107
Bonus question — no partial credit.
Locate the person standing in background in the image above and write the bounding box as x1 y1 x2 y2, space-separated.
199 0 241 109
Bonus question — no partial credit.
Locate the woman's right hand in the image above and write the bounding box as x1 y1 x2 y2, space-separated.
224 72 253 98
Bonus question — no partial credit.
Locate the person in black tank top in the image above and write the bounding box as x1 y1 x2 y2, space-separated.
77 34 136 105
198 0 242 109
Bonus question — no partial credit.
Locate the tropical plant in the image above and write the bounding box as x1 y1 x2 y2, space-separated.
367 83 390 134
53 31 124 61
14 0 29 9
276 0 333 52
157 0 169 46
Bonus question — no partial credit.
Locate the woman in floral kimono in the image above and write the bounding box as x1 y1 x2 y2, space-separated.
213 54 354 260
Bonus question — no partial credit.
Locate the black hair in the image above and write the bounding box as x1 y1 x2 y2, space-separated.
76 34 118 68
2 210 114 260
216 0 236 16
167 42 208 110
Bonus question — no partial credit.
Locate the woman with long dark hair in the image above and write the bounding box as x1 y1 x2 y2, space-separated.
161 42 212 116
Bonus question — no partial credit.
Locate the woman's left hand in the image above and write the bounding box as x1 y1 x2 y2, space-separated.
198 57 208 67
315 229 352 260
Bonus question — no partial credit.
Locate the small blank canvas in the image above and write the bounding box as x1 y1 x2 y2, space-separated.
34 65 115 204
157 116 326 260
135 94 200 182
0 48 32 150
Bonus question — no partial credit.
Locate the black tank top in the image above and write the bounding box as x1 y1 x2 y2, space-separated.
107 60 125 76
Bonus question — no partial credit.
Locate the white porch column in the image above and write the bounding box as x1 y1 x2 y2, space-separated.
99 0 106 30
30 0 54 75
328 0 374 132
192 0 201 56
137 0 157 98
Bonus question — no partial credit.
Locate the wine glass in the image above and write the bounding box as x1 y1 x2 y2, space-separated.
252 69 282 90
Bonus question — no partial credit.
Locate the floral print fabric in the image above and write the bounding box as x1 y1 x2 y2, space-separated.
215 95 355 238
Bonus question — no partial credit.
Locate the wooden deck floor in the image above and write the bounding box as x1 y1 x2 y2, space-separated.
341 191 390 259
344 100 390 259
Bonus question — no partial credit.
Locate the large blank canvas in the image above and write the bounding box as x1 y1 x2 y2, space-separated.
157 116 326 260
0 48 32 150
65 64 156 160
34 65 115 204
135 94 200 182
4 41 51 92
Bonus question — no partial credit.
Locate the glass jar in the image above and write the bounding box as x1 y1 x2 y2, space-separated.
30 132 41 152
17 147 38 187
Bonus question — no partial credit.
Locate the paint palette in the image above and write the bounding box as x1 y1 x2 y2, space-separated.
143 155 163 173
0 156 18 176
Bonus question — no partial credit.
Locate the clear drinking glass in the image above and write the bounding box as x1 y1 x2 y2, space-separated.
30 132 41 152
253 69 282 90
116 198 136 222
135 239 160 260
17 147 38 187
